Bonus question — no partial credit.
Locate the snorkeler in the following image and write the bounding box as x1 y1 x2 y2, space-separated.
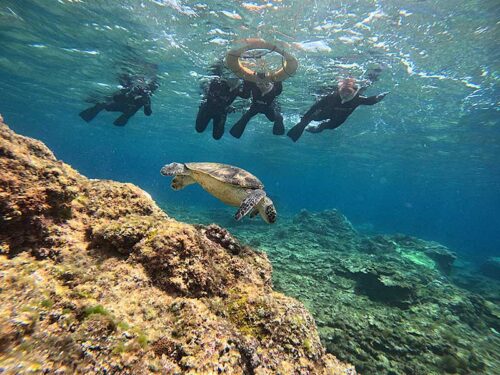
225 38 298 138
287 77 388 142
79 74 159 126
196 74 241 140
229 78 285 138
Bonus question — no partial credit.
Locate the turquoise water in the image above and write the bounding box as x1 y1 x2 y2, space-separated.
1 1 499 373
2 1 498 260
2 1 499 258
1 2 498 248
0 5 498 265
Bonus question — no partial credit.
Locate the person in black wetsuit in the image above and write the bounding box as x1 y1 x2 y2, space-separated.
229 77 285 139
287 77 388 142
79 74 159 126
196 76 241 140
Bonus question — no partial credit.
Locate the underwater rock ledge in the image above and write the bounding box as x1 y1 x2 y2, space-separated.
0 115 356 374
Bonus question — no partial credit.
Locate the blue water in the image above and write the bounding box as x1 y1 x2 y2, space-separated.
1 0 499 262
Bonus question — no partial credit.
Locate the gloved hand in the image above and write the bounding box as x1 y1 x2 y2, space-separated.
376 91 390 100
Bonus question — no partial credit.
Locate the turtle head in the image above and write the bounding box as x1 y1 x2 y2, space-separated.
259 196 277 224
160 162 186 176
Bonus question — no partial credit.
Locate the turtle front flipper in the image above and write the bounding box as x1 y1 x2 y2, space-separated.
249 208 259 218
235 189 266 221
172 175 196 190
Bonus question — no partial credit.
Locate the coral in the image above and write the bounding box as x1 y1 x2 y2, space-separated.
231 210 500 375
0 117 355 374
204 224 242 255
132 221 273 298
90 215 158 255
0 125 80 259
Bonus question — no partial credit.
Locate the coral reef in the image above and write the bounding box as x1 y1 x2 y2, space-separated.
227 209 500 375
0 117 355 374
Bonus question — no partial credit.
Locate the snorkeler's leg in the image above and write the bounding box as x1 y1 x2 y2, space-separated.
195 104 212 133
306 119 342 133
305 121 329 133
265 103 285 135
143 101 152 116
113 113 131 126
212 113 226 140
104 101 122 112
272 113 285 135
229 107 258 139
79 103 105 122
113 106 140 126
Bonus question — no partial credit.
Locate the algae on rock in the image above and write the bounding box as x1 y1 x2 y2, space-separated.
0 117 356 374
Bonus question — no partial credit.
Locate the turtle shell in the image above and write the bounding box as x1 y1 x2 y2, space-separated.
186 162 263 189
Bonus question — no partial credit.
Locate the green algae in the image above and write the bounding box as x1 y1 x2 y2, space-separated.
40 299 54 309
303 338 313 354
137 333 148 349
112 342 127 354
224 289 269 339
83 304 109 318
116 321 130 331
146 228 159 242
74 194 88 205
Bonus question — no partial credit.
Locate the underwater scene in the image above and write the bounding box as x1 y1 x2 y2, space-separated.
0 1 499 374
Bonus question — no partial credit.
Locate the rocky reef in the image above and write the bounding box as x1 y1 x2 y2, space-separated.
221 210 500 375
0 116 356 374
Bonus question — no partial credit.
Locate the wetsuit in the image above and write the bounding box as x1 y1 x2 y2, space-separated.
287 91 387 142
79 77 158 126
229 81 285 138
196 77 240 140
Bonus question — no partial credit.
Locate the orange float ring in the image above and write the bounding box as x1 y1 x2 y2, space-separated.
225 38 298 83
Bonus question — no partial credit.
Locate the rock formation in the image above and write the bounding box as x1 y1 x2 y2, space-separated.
231 210 500 375
0 116 356 374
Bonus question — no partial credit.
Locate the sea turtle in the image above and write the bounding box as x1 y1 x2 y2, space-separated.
160 162 276 224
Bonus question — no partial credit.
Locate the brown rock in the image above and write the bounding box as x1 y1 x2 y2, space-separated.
0 117 357 374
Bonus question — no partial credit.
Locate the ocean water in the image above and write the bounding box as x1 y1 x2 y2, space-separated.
1 1 499 372
2 1 499 259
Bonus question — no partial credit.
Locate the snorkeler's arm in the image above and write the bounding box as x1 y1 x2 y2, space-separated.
150 78 160 92
359 91 389 105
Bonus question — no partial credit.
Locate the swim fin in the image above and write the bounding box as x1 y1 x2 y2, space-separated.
79 104 104 122
229 120 247 139
113 113 130 126
287 122 307 142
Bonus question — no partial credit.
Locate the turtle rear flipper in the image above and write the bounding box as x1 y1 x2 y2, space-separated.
172 175 195 190
235 189 266 221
